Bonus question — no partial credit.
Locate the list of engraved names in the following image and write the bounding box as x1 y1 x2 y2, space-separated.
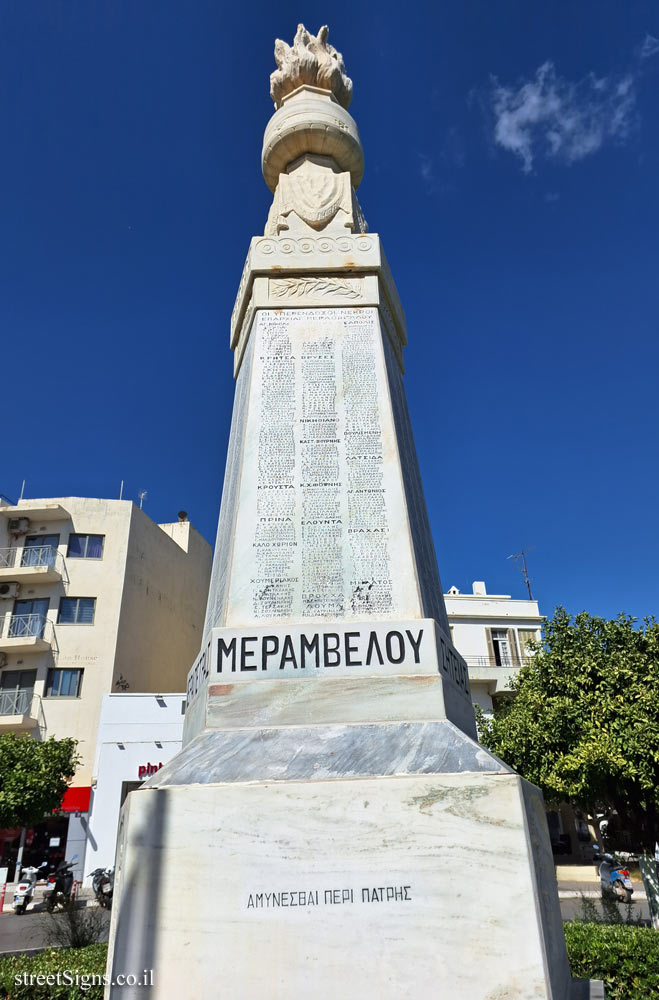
251 308 396 622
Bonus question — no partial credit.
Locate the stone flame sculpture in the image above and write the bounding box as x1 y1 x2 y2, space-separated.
270 24 353 109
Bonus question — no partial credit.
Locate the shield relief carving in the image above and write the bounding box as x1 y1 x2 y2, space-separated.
279 157 353 229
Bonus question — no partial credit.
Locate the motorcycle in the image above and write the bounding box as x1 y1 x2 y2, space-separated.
43 855 78 912
597 850 634 903
12 862 47 915
88 866 114 909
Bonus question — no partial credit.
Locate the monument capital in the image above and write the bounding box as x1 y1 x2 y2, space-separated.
262 24 364 196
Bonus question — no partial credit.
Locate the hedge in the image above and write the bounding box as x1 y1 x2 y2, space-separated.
1 926 659 998
565 922 659 1000
0 945 108 999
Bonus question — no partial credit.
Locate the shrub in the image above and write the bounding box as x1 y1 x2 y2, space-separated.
0 944 108 999
46 899 109 950
565 921 659 1000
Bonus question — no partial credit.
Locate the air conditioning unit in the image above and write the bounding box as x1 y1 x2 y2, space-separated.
0 582 20 599
8 517 30 535
0 652 7 667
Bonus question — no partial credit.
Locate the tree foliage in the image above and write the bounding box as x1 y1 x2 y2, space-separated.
0 733 80 829
477 609 659 850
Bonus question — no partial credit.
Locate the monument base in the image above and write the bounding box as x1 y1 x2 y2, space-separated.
105 758 603 997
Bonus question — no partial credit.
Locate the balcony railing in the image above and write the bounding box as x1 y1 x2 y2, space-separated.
0 686 34 716
0 613 57 649
0 545 65 574
463 656 534 669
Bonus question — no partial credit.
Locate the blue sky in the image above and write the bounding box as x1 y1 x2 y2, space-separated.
1 1 658 621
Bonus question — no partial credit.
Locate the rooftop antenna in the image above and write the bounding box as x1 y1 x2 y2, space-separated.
119 479 124 500
18 480 25 501
507 547 535 600
138 489 148 510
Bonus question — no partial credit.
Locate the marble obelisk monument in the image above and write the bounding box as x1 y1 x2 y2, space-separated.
106 26 600 998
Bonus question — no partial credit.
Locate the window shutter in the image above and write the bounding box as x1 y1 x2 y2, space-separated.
518 629 537 661
485 628 495 665
507 629 520 666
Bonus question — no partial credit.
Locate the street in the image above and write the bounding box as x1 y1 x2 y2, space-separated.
0 895 110 955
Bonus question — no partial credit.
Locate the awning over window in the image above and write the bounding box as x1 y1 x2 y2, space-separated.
59 786 91 813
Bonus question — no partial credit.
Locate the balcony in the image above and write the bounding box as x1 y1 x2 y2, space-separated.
0 686 40 731
0 502 70 522
463 656 532 693
0 545 66 585
0 614 58 654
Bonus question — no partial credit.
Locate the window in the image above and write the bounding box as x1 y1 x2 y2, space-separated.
491 629 513 667
21 535 59 567
58 597 96 625
0 670 37 714
45 668 83 698
9 598 49 637
67 534 104 559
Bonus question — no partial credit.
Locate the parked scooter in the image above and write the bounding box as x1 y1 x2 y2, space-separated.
88 867 114 909
595 847 634 903
43 855 78 912
12 862 47 914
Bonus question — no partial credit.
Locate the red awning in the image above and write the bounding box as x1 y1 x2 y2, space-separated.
59 786 91 813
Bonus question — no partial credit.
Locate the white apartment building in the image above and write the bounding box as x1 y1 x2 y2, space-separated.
0 497 211 880
445 580 592 860
444 580 543 713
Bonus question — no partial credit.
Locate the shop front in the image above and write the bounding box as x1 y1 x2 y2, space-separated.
0 786 91 882
85 693 184 884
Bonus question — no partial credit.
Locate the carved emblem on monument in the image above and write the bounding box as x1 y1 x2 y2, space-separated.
278 156 353 229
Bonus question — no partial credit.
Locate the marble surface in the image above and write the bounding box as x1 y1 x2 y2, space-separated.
106 771 573 999
227 308 422 627
203 675 463 730
183 617 476 742
204 308 452 640
229 234 406 368
156 720 505 787
269 25 353 111
262 86 363 193
383 332 451 634
201 333 254 643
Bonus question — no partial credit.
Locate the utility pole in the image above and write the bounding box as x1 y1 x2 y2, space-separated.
507 547 535 600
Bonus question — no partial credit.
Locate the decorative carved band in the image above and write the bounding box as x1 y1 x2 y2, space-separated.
230 233 407 379
256 234 374 256
270 276 363 300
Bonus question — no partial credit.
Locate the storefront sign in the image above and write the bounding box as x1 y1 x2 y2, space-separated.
138 762 163 780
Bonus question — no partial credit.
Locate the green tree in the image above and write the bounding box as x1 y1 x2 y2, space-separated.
477 609 659 851
0 732 80 829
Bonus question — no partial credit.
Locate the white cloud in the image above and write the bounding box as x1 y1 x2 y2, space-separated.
490 61 636 172
640 34 659 59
